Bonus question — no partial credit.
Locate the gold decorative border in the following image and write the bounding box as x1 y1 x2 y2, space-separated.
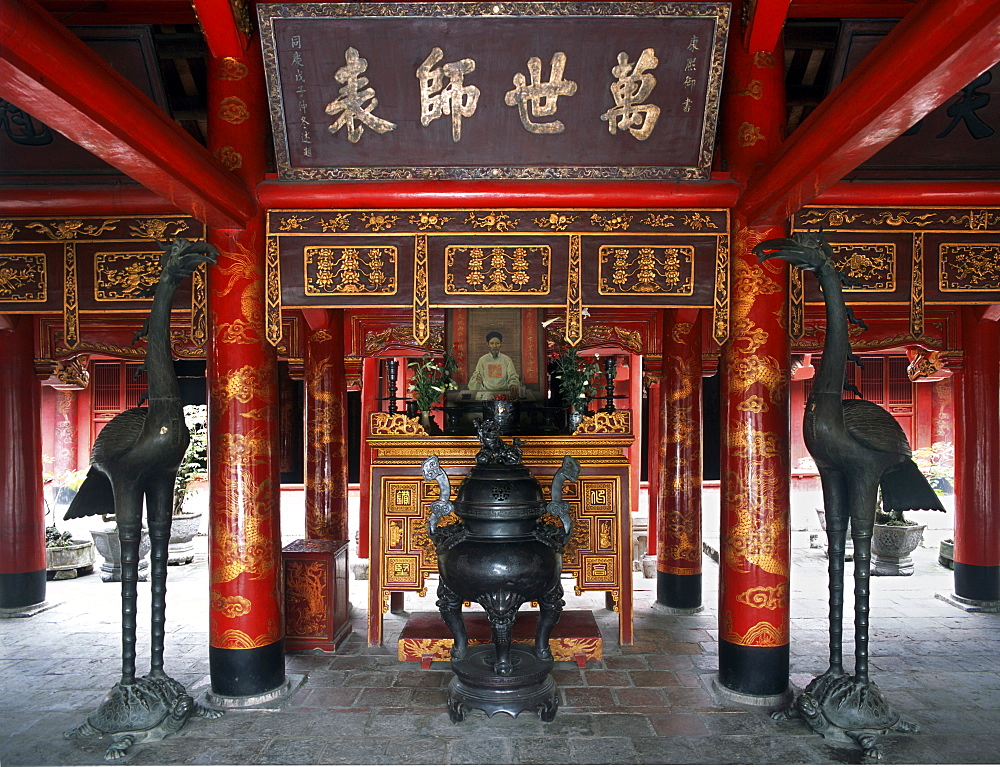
413 235 429 344
266 236 283 346
566 234 582 345
788 269 803 341
712 233 730 345
191 264 209 347
910 233 924 338
63 243 79 349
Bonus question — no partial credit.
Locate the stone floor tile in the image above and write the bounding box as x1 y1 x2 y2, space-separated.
613 686 669 707
568 736 638 764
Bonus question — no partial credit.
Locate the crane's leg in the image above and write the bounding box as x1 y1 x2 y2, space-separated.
114 484 145 686
146 476 174 679
849 479 879 685
818 470 847 677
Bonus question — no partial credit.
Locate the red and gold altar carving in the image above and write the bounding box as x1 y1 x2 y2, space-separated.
366 412 634 648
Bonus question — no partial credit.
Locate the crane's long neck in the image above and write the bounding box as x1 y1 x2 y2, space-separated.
813 268 851 396
143 275 182 418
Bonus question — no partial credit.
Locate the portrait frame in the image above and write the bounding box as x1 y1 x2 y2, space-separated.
448 307 545 401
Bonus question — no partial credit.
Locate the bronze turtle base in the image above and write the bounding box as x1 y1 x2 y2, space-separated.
772 672 918 760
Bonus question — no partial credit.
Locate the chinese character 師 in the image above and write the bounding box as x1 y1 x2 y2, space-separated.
601 48 660 141
417 47 480 142
324 47 397 144
504 52 578 135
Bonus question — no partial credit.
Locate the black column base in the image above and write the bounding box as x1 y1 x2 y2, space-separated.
719 639 789 697
954 562 1000 602
209 639 285 697
0 569 46 610
655 571 702 610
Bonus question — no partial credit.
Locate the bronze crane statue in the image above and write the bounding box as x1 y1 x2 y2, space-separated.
64 238 221 759
754 233 944 759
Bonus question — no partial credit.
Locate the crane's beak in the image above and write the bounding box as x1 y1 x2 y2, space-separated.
753 240 822 271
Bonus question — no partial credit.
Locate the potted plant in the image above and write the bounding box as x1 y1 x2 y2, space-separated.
911 441 955 568
407 352 458 434
45 523 95 580
871 500 926 577
168 404 208 565
551 343 601 431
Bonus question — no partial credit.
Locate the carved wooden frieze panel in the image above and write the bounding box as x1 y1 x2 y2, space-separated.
0 253 47 302
267 207 728 315
0 216 207 315
792 207 1000 341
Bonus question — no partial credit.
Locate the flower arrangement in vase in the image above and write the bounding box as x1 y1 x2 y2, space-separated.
551 343 601 414
408 352 459 412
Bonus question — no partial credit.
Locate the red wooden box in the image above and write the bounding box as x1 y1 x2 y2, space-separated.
282 539 351 652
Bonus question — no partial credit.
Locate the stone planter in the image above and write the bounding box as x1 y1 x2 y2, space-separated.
91 528 150 582
938 538 955 570
871 523 925 576
46 540 95 580
168 512 201 565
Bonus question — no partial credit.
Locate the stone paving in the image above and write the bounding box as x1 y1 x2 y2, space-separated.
2 539 999 766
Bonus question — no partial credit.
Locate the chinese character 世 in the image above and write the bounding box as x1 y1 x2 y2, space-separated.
324 47 397 144
601 48 660 141
504 52 578 135
417 47 480 142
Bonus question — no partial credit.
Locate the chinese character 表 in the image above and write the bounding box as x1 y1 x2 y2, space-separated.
417 47 480 142
324 47 398 144
601 48 660 141
504 52 578 135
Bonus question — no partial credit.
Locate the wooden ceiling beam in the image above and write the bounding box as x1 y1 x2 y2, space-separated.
738 0 1000 226
191 0 251 60
744 0 793 53
0 0 256 230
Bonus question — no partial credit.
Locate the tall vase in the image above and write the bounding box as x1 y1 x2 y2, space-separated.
419 410 441 435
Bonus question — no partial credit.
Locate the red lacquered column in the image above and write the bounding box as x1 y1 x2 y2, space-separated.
655 309 704 611
717 14 792 698
0 316 46 612
304 310 350 541
952 309 1000 604
205 46 285 700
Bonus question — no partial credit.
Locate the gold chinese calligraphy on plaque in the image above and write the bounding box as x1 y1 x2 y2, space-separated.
304 245 398 295
598 244 694 295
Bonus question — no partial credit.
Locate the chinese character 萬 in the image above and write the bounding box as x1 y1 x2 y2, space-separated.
504 52 578 135
324 47 397 144
601 48 660 141
417 47 480 142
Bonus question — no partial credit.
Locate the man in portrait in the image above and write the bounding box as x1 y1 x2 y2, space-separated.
469 331 522 399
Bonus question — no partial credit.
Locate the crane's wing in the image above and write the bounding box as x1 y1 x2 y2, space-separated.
842 399 946 513
64 467 114 519
64 407 147 520
881 458 947 513
842 399 911 457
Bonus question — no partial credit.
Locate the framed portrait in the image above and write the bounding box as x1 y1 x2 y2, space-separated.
448 308 546 402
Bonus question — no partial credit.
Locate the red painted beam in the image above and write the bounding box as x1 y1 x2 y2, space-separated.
0 0 256 230
788 1 916 19
192 0 249 60
257 179 741 210
0 186 179 216
815 180 1000 207
738 0 1000 226
38 0 198 25
745 0 793 53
